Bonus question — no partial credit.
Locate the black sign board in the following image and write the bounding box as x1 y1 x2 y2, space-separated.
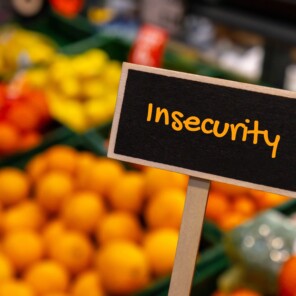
108 63 296 198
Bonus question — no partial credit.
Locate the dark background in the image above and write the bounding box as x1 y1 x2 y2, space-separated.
114 69 296 192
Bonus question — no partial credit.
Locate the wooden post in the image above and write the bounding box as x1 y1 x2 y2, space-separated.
168 177 210 296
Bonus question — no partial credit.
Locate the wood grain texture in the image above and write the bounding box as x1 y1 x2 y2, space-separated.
168 177 210 296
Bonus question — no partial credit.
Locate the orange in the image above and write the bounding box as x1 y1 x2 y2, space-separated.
26 154 48 182
43 294 70 296
144 228 178 277
6 104 39 132
74 152 97 189
232 196 256 217
25 90 50 123
0 168 29 206
62 191 105 233
97 241 149 295
211 182 248 196
19 132 41 151
97 211 143 245
49 231 93 274
25 260 69 294
218 212 248 231
42 220 66 255
2 230 44 272
254 192 288 210
144 167 188 197
0 122 19 154
206 191 230 222
144 188 185 230
36 171 73 213
2 201 45 232
71 270 105 296
86 159 124 197
0 253 14 281
279 255 296 296
45 145 78 175
108 172 145 214
0 280 34 296
231 289 262 296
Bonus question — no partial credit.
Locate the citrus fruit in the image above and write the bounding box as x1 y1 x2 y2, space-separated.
0 253 14 281
2 201 45 232
233 196 256 216
218 212 248 231
211 182 248 196
62 191 105 233
206 191 230 222
279 255 296 296
86 159 123 197
74 152 96 189
20 132 41 151
108 172 145 214
26 154 48 183
25 260 69 294
0 280 34 296
232 289 262 296
45 145 78 175
49 231 93 274
36 171 73 213
97 241 149 295
0 123 19 154
2 230 44 271
0 168 29 206
144 188 185 230
255 192 288 210
144 228 178 277
97 211 143 245
144 167 188 197
71 270 105 296
42 220 66 255
6 104 39 132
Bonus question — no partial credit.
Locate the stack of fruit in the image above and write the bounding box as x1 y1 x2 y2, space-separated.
25 49 122 132
0 81 51 156
278 255 296 296
212 289 262 296
0 145 189 295
206 182 288 230
0 27 56 79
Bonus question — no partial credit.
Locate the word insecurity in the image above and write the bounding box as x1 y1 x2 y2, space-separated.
146 103 281 159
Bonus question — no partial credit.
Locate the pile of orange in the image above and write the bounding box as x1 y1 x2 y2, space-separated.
279 255 296 296
212 289 262 296
0 145 189 295
206 182 289 231
0 82 51 156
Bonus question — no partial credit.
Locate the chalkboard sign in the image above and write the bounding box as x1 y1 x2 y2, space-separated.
108 63 296 198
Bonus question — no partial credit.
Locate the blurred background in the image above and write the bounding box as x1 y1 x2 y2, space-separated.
0 0 295 295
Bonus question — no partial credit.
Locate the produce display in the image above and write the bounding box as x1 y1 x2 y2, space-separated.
25 49 121 132
0 145 190 295
279 255 296 296
0 80 51 156
0 27 56 79
206 182 288 230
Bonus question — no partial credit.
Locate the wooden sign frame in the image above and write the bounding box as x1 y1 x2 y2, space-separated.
108 62 296 296
108 62 296 199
